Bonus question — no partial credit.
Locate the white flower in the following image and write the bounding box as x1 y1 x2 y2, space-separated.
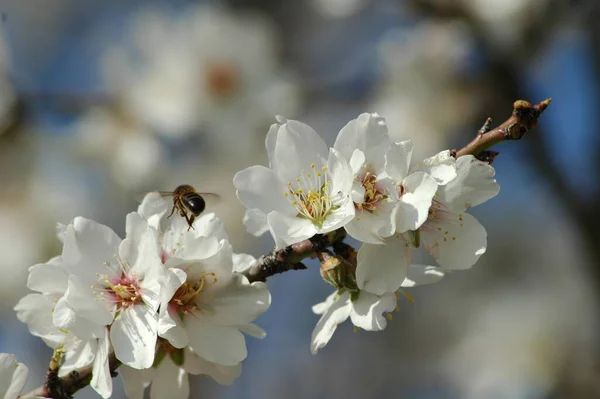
14 293 113 398
417 155 500 270
138 193 271 367
332 113 399 244
311 264 445 354
17 245 115 398
51 215 164 369
234 117 354 248
0 353 29 399
350 139 441 295
103 6 299 148
120 342 241 399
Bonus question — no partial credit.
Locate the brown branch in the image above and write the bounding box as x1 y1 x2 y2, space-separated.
244 228 347 283
20 352 120 399
453 99 552 159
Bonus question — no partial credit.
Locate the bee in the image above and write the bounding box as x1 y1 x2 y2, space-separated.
156 185 220 230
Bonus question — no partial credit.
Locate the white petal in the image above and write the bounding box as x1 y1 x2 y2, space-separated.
150 358 189 399
312 291 337 315
61 218 121 281
242 209 269 236
356 235 412 295
413 150 457 185
234 165 292 214
385 140 413 181
265 122 278 168
119 366 150 399
185 320 247 366
349 291 397 331
328 147 354 199
437 155 500 211
238 323 267 339
334 113 390 171
421 212 487 270
60 339 96 376
310 292 352 354
52 296 107 340
348 149 366 176
137 192 170 230
62 275 114 327
159 307 189 349
400 265 445 287
396 172 438 233
232 253 257 274
345 198 397 244
201 276 270 326
111 305 158 369
91 330 112 399
184 348 242 385
14 294 63 345
191 212 228 241
0 353 28 399
271 120 329 184
267 212 317 248
27 256 67 294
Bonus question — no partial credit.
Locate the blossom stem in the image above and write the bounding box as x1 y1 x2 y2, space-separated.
19 352 121 399
453 99 551 161
244 228 347 283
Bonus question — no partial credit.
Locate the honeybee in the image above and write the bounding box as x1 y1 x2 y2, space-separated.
156 185 220 230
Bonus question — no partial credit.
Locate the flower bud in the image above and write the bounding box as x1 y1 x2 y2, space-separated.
318 250 358 292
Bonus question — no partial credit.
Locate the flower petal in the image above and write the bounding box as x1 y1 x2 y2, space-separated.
151 357 189 399
356 235 412 295
349 291 396 331
59 339 96 377
400 265 445 287
413 150 457 185
271 119 329 183
184 348 242 385
437 155 499 211
234 165 292 214
334 113 390 172
119 366 150 399
385 140 413 181
27 256 67 294
396 171 438 233
267 211 317 248
137 192 170 230
90 330 112 399
310 292 352 354
242 209 269 236
185 320 247 366
0 353 28 399
421 212 486 270
111 305 158 369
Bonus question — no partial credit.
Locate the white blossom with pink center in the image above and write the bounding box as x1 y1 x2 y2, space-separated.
416 154 500 270
137 193 271 368
49 215 164 370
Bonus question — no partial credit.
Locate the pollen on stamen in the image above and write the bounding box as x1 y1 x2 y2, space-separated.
386 314 393 321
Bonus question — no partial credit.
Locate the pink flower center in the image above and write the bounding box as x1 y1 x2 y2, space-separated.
169 272 217 317
104 273 143 310
356 169 387 212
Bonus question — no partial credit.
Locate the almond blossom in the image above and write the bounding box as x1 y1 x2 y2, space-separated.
48 215 165 370
311 264 445 354
234 117 354 248
0 354 29 399
416 154 500 270
137 193 271 368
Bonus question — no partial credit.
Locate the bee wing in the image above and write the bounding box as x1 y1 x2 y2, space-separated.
196 192 221 208
134 191 174 204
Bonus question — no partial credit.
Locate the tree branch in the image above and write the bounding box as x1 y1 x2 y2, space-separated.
20 352 120 399
244 228 347 283
453 99 552 159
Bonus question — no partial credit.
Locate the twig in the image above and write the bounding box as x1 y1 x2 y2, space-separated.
244 229 347 283
20 352 120 399
453 99 551 159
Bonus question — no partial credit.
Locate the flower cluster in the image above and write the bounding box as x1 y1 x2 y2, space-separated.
234 113 499 352
14 194 270 399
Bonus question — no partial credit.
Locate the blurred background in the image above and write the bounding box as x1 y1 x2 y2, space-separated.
1 0 599 398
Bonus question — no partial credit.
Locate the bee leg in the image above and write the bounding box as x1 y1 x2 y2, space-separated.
187 214 196 231
168 204 177 219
